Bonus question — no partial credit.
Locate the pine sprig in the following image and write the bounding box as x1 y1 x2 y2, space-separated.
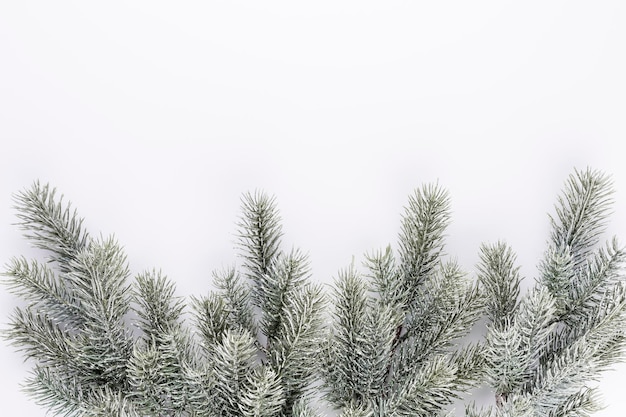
478 242 522 330
479 168 626 417
3 257 83 329
13 181 89 270
398 183 451 301
237 191 284 300
322 183 484 415
269 283 326 412
211 328 258 415
550 168 613 269
3 170 626 417
239 367 286 417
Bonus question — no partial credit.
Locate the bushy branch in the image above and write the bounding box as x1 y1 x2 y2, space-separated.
479 168 626 417
3 170 626 417
322 183 483 415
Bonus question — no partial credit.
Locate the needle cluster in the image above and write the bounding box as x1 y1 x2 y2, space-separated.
3 168 625 417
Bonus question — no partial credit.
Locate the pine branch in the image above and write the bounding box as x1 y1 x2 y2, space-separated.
237 190 283 302
239 367 286 417
269 283 326 414
549 168 613 270
365 245 405 310
387 355 457 416
213 267 256 336
211 328 258 415
322 265 383 407
133 269 186 340
13 181 89 271
3 257 83 329
398 183 451 301
260 249 311 344
129 271 192 416
478 242 522 330
546 387 601 417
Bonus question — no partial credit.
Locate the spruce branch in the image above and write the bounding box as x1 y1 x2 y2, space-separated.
398 183 451 301
259 249 312 344
269 282 326 413
387 355 457 416
239 367 286 417
213 266 256 336
211 328 258 415
549 168 613 269
133 270 185 341
4 170 626 417
3 257 83 329
323 184 483 416
237 190 284 301
191 292 232 350
480 168 626 417
478 242 522 330
13 181 89 271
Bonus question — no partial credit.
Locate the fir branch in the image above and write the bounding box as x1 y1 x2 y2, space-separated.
337 404 374 417
13 181 89 271
529 336 602 414
449 342 487 390
3 256 83 330
6 307 79 372
564 238 626 325
365 245 405 310
24 366 141 417
395 261 483 377
398 183 451 301
546 387 601 417
485 322 526 403
133 269 186 342
191 293 231 350
485 288 557 405
549 168 613 270
237 191 283 300
23 366 93 417
269 283 326 414
539 246 575 317
128 270 193 417
260 249 311 344
127 332 193 416
514 287 557 368
321 265 378 407
63 236 133 387
291 400 323 417
211 328 258 415
213 267 256 336
387 355 457 416
478 242 522 330
239 366 286 417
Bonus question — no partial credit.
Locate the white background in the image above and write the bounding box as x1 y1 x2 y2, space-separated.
1 1 626 416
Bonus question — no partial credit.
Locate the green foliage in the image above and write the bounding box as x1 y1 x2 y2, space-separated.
3 184 324 416
321 183 484 416
3 168 626 417
476 168 626 417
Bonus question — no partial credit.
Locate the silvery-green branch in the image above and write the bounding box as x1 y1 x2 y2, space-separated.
3 168 625 417
472 168 626 417
321 183 484 416
3 185 325 416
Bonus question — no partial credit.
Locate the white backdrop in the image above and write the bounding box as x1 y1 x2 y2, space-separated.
2 2 626 416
